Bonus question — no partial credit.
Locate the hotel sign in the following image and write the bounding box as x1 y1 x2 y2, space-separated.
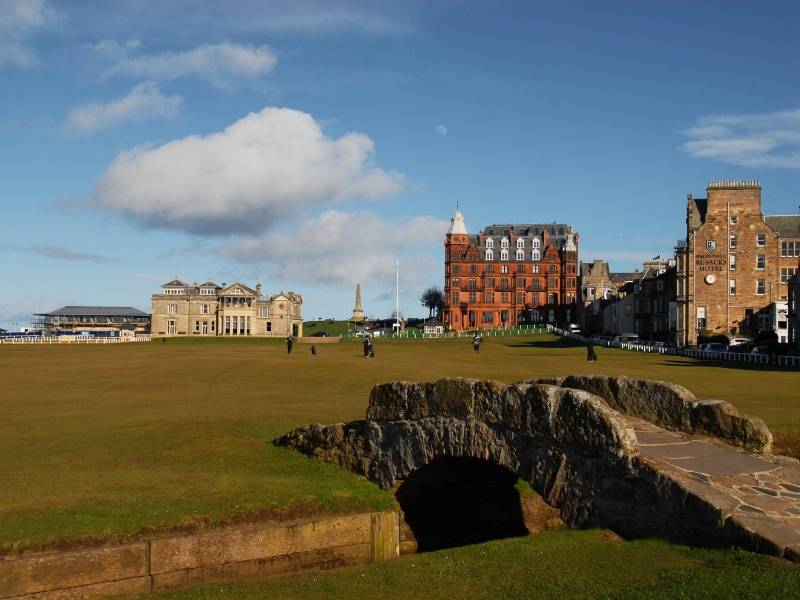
697 253 726 273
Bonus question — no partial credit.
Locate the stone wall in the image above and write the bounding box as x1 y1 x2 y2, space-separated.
531 375 772 453
0 512 398 600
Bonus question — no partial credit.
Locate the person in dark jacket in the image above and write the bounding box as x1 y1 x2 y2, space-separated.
286 335 293 354
363 335 370 357
472 334 482 353
310 344 317 356
586 340 597 362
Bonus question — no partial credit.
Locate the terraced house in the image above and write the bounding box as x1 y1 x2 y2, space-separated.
151 279 303 338
443 210 579 330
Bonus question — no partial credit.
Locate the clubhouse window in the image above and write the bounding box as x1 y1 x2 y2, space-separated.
756 234 766 247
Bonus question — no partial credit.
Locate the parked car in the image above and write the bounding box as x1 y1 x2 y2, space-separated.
751 345 770 355
310 331 329 337
699 342 727 352
729 337 750 347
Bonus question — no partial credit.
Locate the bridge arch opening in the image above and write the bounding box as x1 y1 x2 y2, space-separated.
395 457 529 552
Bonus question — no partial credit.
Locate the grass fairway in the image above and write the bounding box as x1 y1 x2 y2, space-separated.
1 333 799 553
135 530 800 600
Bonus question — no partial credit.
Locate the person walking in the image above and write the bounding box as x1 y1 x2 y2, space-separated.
363 335 370 358
586 340 597 362
286 334 293 354
368 336 375 358
310 344 317 356
472 333 482 353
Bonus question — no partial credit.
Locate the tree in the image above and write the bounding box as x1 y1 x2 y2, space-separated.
420 286 445 319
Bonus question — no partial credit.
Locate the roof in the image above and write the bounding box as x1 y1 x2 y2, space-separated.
424 318 443 326
199 280 220 288
610 272 641 284
580 260 610 278
687 197 707 230
36 306 149 317
765 215 800 238
481 223 572 238
161 279 189 288
447 210 468 234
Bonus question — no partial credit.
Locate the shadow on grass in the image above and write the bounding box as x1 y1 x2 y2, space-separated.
507 337 586 349
659 359 792 373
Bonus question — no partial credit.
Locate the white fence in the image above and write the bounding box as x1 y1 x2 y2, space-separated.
0 335 152 345
554 329 800 369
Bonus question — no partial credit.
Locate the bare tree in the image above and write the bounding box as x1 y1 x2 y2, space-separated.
420 286 445 319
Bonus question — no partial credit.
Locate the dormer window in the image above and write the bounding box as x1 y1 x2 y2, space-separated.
516 249 524 260
501 237 509 249
485 238 494 249
532 237 541 249
532 249 541 261
485 249 494 260
516 238 524 249
500 248 509 261
233 287 242 294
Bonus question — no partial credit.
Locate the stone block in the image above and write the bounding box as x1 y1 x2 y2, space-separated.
0 543 148 598
151 544 372 591
428 378 478 417
12 576 151 600
370 512 399 561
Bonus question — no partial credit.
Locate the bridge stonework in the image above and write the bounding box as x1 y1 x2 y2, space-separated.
275 376 800 562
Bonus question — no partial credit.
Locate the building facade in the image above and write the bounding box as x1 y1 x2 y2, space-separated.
443 211 579 331
675 180 800 347
151 279 303 338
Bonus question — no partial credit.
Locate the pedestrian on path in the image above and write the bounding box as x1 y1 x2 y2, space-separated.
586 340 597 362
472 333 482 353
363 335 370 358
286 335 293 354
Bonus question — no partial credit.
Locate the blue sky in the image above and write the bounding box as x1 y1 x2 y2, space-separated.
2 0 800 329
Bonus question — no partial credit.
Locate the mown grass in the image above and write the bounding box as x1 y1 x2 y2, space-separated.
133 529 800 600
1 334 799 553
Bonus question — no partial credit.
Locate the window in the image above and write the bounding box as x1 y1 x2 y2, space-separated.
532 265 540 273
548 278 557 287
501 237 509 249
697 306 706 330
515 277 525 287
168 320 176 334
558 228 564 235
225 316 231 335
756 279 766 295
548 265 557 274
515 264 524 273
756 234 766 247
532 279 541 289
500 278 509 290
202 321 209 334
548 292 558 304
656 280 664 291
451 292 459 303
194 320 200 333
531 249 541 261
516 292 524 303
729 279 736 295
452 265 460 274
233 287 241 294
468 278 476 290
485 277 495 288
485 249 493 260
500 249 509 261
729 235 737 249
469 291 477 303
729 255 736 271
730 215 737 225
532 237 541 249
260 306 269 318
756 255 765 270
516 238 525 249
782 241 799 257
484 292 493 303
452 278 460 288
266 321 272 332
516 249 524 260
501 265 509 274
781 267 798 283
501 292 510 303
167 304 177 314
486 238 494 249
482 311 493 323
201 304 210 314
470 264 477 274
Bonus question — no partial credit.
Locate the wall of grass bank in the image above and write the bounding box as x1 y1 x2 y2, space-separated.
0 512 399 599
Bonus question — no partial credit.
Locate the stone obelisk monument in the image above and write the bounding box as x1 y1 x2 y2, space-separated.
351 283 366 322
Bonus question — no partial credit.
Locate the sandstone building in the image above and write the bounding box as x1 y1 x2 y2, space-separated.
443 211 578 330
151 279 302 338
34 306 150 335
675 180 800 346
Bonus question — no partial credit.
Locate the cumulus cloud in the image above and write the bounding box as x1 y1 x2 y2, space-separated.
91 107 404 235
681 107 800 168
0 0 62 67
0 243 113 262
222 209 446 287
65 82 183 136
436 124 447 136
101 41 276 90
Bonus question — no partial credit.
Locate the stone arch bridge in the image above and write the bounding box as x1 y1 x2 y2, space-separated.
275 376 800 561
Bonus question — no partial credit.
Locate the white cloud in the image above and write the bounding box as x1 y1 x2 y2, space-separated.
681 107 800 168
436 124 447 136
102 41 277 90
91 107 404 235
222 209 446 287
0 0 62 67
66 82 183 136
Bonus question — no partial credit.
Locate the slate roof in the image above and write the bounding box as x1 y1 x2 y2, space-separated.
687 197 708 230
610 272 641 284
161 279 189 288
424 318 444 327
580 260 610 278
480 223 571 238
36 306 149 317
765 215 800 238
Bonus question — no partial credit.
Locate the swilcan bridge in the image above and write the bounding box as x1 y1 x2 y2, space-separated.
276 375 800 561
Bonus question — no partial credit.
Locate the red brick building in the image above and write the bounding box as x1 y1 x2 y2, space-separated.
443 211 579 331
